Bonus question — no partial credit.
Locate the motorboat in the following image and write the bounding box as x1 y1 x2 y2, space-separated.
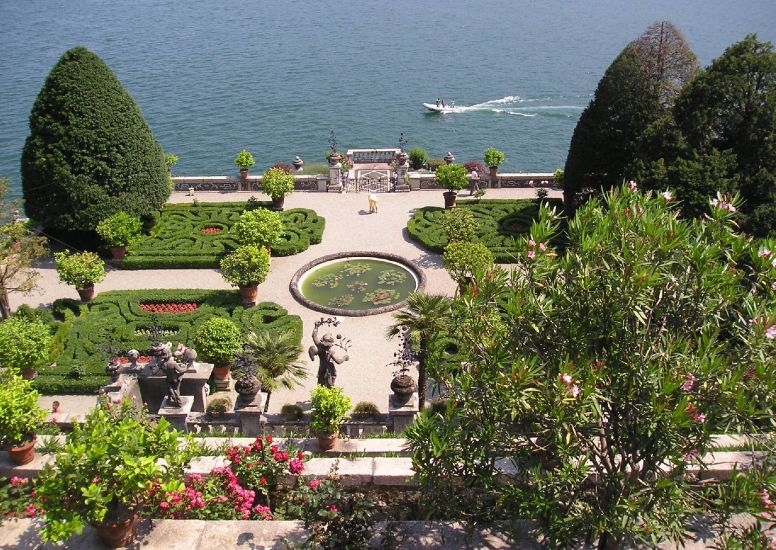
422 102 456 113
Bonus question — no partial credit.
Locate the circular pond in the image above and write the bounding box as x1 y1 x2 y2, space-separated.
290 252 425 316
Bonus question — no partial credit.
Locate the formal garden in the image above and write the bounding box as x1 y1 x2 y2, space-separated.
1 25 776 550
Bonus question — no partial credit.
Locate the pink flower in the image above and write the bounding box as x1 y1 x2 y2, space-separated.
528 239 535 248
693 413 706 423
527 250 535 259
159 501 170 511
683 449 700 463
682 373 695 392
758 247 772 258
710 197 736 213
570 385 580 398
328 505 338 513
628 180 638 191
766 325 776 340
289 459 304 475
661 190 673 201
308 479 321 490
538 243 546 252
25 505 37 518
559 374 572 385
761 489 774 510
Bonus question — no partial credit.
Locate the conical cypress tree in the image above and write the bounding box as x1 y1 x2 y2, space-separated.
22 47 169 232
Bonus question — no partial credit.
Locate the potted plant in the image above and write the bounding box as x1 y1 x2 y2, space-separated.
36 399 194 547
206 396 232 418
434 163 469 209
0 371 47 465
281 403 304 421
95 211 142 261
54 250 106 302
193 317 243 381
261 166 295 210
239 330 307 411
234 149 255 180
483 147 506 178
442 241 495 296
220 245 271 306
310 385 352 451
0 317 52 379
231 208 285 251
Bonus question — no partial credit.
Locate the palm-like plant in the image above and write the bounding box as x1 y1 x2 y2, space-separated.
387 293 452 410
237 331 307 412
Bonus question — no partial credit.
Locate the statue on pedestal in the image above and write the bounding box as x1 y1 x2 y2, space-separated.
149 342 188 408
308 318 350 387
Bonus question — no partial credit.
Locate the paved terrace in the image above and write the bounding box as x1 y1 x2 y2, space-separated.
11 188 560 415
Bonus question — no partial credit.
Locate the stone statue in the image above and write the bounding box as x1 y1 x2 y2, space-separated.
150 341 188 408
308 318 350 387
174 343 197 371
126 349 141 372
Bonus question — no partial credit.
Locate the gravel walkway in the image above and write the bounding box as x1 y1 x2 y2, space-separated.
13 187 560 414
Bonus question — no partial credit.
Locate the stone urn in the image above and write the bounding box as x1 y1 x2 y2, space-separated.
328 153 342 166
240 168 249 180
443 191 458 210
235 374 261 404
396 152 408 167
391 373 417 406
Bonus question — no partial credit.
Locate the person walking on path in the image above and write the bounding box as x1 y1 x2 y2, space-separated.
469 169 480 195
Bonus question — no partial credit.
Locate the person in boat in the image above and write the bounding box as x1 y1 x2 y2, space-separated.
436 98 441 107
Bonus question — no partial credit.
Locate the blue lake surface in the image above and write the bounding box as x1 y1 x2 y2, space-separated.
1 0 774 199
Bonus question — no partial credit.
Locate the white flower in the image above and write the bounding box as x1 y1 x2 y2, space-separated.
661 190 673 201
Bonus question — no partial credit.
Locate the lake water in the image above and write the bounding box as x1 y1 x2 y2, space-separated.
1 0 774 199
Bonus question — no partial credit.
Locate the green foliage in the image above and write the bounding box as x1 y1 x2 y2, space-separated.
207 397 231 415
0 316 52 373
440 207 477 243
281 403 304 421
234 149 255 170
261 167 295 200
193 317 243 367
231 208 286 248
351 401 382 422
123 202 325 268
426 159 445 172
35 289 302 395
483 147 506 167
0 371 47 445
95 211 142 247
54 251 106 289
310 386 352 434
407 199 559 262
238 331 307 394
408 147 428 170
164 153 179 173
220 245 271 288
21 47 168 232
434 163 469 192
442 241 494 286
407 184 776 547
37 399 195 542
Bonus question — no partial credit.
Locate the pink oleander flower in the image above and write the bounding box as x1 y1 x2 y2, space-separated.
159 501 170 511
683 449 700 463
308 479 321 490
767 325 776 340
538 243 546 252
661 190 673 201
528 239 535 248
628 180 637 191
710 197 736 213
635 205 644 215
10 476 28 488
693 413 706 423
761 488 774 510
759 247 772 258
682 373 695 392
527 250 535 259
559 373 572 385
289 459 304 475
25 505 37 518
570 385 580 398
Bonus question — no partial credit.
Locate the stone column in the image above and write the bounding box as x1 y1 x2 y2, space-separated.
388 393 419 433
395 152 410 192
158 395 194 432
235 392 268 438
328 154 343 193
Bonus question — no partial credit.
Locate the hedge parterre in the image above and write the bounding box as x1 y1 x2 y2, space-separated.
123 202 325 269
35 290 303 394
407 199 562 263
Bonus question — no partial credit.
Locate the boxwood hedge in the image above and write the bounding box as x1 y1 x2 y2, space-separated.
123 202 325 269
34 289 303 395
407 199 561 263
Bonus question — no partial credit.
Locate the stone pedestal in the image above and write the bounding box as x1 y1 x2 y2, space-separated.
388 393 419 434
158 396 194 432
235 392 268 437
395 165 410 192
213 374 232 392
138 362 213 413
328 163 343 193
316 175 328 192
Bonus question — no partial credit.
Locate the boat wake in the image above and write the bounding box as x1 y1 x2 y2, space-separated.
428 95 584 118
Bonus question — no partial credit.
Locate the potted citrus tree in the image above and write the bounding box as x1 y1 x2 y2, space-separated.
261 166 295 210
220 244 271 306
483 147 506 178
434 163 469 209
0 316 52 379
310 385 352 451
54 251 106 302
95 211 142 262
442 241 495 296
234 149 255 180
193 317 243 381
0 371 47 465
231 208 285 251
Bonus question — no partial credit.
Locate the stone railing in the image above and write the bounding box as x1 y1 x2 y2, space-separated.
410 172 557 190
172 175 326 193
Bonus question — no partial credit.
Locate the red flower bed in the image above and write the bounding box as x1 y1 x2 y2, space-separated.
139 303 199 314
200 227 222 234
112 356 153 365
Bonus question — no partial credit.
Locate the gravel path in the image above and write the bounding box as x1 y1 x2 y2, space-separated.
15 187 560 414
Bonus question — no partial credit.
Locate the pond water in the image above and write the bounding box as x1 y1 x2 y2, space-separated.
299 258 418 311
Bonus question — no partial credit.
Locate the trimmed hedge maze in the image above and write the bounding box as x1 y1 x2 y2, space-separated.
407 199 562 263
123 202 325 269
35 290 303 395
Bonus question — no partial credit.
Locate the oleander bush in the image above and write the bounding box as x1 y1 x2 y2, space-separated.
123 202 325 269
407 199 561 262
33 289 302 394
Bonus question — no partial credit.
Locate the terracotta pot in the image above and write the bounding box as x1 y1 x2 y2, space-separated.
21 368 36 380
77 284 95 302
9 437 36 465
489 166 498 178
110 246 126 261
238 284 258 306
95 512 139 548
240 168 249 180
317 432 338 451
271 195 285 211
213 364 232 381
443 191 458 209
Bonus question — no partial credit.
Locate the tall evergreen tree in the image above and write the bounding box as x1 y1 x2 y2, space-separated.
22 47 169 233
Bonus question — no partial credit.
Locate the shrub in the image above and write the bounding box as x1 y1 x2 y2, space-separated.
164 153 179 174
0 371 47 446
434 163 469 192
408 147 428 170
54 251 106 289
443 241 494 286
261 167 295 200
440 208 477 243
220 245 271 288
193 317 243 367
351 401 381 422
207 397 232 415
281 403 304 421
310 386 352 435
427 159 445 172
234 149 255 170
269 162 293 174
0 317 52 373
231 208 285 248
463 161 486 174
22 47 169 232
95 211 142 248
483 147 506 168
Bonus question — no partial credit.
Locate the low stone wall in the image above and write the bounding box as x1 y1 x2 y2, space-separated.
411 172 557 190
